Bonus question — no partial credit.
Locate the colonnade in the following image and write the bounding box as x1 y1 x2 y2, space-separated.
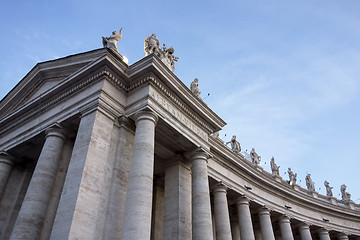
0 109 355 240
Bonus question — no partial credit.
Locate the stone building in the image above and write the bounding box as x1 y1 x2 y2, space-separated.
0 46 359 240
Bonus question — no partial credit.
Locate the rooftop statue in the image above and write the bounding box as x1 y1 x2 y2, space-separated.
324 180 333 197
144 34 179 72
102 28 123 52
250 148 261 166
270 157 280 175
341 184 351 201
190 78 201 98
144 33 161 56
288 168 297 185
305 174 315 192
226 135 241 153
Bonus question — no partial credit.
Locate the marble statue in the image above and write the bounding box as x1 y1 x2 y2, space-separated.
250 148 261 166
144 34 179 72
226 135 241 153
305 174 315 192
270 157 280 175
341 184 351 201
288 168 297 185
190 78 201 98
144 33 161 56
102 28 123 52
324 180 333 197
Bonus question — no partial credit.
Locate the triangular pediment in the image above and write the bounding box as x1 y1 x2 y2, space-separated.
0 49 109 118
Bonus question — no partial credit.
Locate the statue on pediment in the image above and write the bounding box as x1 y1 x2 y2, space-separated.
270 157 280 175
324 180 333 197
305 174 315 192
190 78 201 98
288 167 297 185
226 135 241 153
144 34 179 72
144 33 161 56
250 148 261 166
341 184 351 201
102 28 123 52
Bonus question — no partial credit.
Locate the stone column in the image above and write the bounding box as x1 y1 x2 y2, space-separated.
10 125 66 240
318 228 331 240
298 222 312 240
212 183 232 240
338 233 349 240
121 111 158 240
163 155 192 240
278 215 294 240
190 148 213 240
0 151 15 200
258 207 275 240
231 219 241 240
237 196 255 240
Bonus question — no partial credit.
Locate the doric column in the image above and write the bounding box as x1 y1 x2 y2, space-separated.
121 111 158 240
190 148 213 240
163 155 192 240
10 124 66 240
278 215 294 240
337 233 349 240
212 183 232 240
237 196 255 240
298 222 312 240
231 219 241 240
258 207 275 240
0 151 15 200
318 228 331 240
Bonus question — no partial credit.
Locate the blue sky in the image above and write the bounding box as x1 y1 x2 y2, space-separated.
0 1 359 203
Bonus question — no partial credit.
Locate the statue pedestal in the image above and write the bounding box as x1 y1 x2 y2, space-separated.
272 175 282 183
310 191 318 198
255 165 263 172
345 201 355 210
329 197 337 205
292 184 300 191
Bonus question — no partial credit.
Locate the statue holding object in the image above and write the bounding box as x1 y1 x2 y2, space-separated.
288 168 297 185
102 28 123 52
250 148 261 166
305 174 315 192
341 184 351 201
190 78 201 98
324 180 333 197
270 157 280 175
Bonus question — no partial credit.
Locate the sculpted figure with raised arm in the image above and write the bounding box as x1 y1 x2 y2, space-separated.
341 184 351 201
288 168 297 185
102 28 123 52
226 135 241 153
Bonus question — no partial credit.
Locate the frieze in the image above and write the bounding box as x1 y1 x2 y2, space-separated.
149 88 208 141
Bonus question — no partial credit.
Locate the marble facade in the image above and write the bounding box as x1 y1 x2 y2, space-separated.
0 47 359 240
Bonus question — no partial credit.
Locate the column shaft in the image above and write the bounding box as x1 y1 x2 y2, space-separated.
0 152 14 200
338 233 349 240
10 126 66 240
121 111 158 240
278 215 294 240
298 223 312 240
318 228 331 240
231 220 241 240
191 149 213 240
213 184 232 240
163 157 191 240
237 196 255 240
258 207 275 240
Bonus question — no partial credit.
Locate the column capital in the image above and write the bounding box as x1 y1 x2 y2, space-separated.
186 147 212 163
45 123 68 140
257 206 271 216
317 227 330 235
212 182 228 194
134 110 158 126
337 232 349 240
236 195 251 206
0 151 15 166
296 221 311 229
278 214 291 224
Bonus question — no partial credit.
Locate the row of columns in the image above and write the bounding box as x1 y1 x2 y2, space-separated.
0 109 354 240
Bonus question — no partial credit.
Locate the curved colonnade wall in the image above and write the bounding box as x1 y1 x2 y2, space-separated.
0 47 358 240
